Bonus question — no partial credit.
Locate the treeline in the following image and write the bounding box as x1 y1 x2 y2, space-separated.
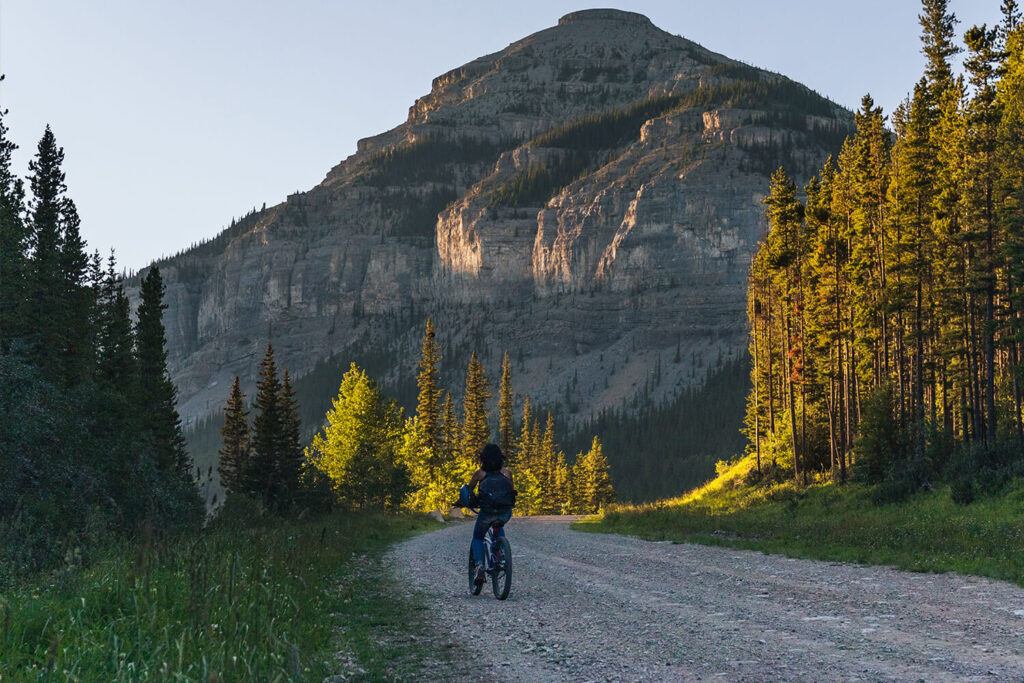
218 320 615 515
744 1 1024 501
0 96 200 575
490 71 849 209
570 357 749 502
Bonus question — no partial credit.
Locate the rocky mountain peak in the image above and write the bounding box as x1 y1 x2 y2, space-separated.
557 9 655 26
146 10 854 499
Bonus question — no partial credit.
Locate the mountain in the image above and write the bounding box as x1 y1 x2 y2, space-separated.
140 9 852 501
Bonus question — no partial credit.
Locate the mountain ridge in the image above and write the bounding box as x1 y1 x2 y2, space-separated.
137 9 853 499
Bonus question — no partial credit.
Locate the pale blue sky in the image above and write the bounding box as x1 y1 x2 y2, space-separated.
0 1 1001 271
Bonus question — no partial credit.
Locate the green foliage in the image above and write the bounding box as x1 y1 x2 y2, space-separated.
0 505 441 680
306 363 410 509
217 376 250 497
583 474 1024 588
568 357 749 502
358 135 513 187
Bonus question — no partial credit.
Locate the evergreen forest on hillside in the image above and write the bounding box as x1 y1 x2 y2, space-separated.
742 0 1024 503
0 90 201 576
213 320 615 516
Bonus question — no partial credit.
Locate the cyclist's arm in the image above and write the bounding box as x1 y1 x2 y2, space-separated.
468 468 486 490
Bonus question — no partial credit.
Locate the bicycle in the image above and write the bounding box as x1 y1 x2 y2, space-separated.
464 506 512 600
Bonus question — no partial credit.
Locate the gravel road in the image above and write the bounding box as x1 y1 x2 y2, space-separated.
388 516 1024 681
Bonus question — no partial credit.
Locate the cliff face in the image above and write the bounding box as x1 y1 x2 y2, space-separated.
143 9 851 466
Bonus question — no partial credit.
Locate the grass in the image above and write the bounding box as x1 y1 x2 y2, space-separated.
578 453 1024 587
0 499 444 681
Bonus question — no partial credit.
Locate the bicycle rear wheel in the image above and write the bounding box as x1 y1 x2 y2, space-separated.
491 537 511 600
468 547 483 595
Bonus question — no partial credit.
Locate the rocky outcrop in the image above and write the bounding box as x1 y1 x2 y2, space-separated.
140 9 852 454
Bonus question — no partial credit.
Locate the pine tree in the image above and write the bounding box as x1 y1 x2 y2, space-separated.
415 318 442 464
25 126 70 377
136 265 191 478
498 350 514 460
517 395 535 472
538 412 559 513
0 97 27 353
250 342 283 504
277 370 304 508
580 436 615 513
95 252 137 392
461 351 491 462
218 376 250 496
441 390 460 464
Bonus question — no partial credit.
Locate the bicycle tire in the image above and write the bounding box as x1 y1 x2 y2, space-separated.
491 537 511 600
468 547 483 595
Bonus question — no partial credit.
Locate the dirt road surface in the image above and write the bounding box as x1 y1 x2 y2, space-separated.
388 516 1024 681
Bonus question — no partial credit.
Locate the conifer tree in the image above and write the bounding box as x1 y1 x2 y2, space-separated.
250 342 283 504
518 395 535 472
0 98 27 352
136 265 191 477
461 351 491 462
95 252 137 391
580 436 615 512
25 126 70 376
538 412 559 513
499 350 514 460
415 318 442 463
441 390 460 463
218 376 250 496
277 370 304 508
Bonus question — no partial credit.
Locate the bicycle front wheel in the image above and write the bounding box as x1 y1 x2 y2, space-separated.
491 537 511 600
468 547 482 595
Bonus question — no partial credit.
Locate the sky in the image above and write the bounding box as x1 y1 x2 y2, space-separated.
0 0 1003 272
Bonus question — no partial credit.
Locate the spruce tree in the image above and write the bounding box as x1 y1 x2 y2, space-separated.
136 265 191 477
250 342 283 504
415 318 442 464
518 395 534 472
538 412 559 512
441 390 460 464
0 98 27 352
218 376 250 496
498 350 514 460
580 436 615 512
25 126 69 376
95 252 137 391
277 369 304 508
461 351 491 462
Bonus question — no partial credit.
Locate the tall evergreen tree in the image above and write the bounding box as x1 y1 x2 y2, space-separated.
218 376 250 497
461 351 491 462
499 350 514 460
95 252 137 391
25 126 70 376
277 369 304 508
250 342 283 504
136 265 191 477
415 318 442 463
0 95 27 352
579 437 615 513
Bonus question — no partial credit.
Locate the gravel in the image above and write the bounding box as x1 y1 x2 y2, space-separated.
387 516 1024 681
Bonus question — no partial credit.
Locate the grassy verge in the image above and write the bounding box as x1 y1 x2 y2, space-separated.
0 499 443 680
578 453 1024 586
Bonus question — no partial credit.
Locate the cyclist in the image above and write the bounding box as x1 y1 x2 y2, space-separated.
459 443 516 586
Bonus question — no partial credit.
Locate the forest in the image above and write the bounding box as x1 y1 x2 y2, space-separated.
743 0 1024 503
214 319 616 516
0 92 201 577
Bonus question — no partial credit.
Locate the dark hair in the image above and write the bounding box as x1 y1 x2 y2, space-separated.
477 443 504 472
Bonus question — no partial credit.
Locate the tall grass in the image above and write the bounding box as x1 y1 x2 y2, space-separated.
580 453 1024 587
0 499 438 680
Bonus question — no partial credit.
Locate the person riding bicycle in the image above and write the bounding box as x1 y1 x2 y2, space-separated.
459 443 516 586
